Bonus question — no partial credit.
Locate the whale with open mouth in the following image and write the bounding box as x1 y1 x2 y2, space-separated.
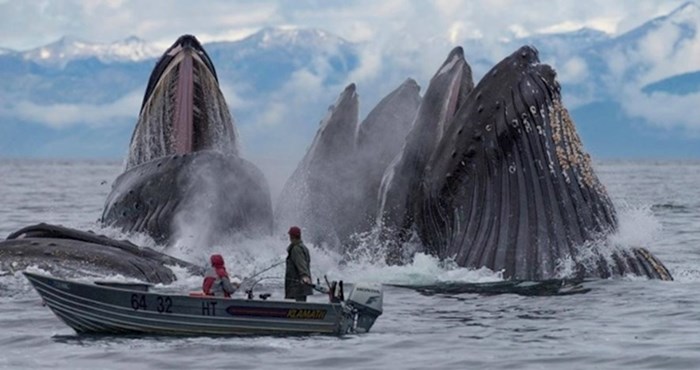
101 35 273 247
275 44 671 281
376 47 474 259
0 35 272 284
413 46 672 280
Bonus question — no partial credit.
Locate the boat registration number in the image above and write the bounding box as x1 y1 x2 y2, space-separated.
130 293 173 314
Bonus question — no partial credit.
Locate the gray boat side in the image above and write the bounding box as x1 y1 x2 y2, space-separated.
24 272 358 336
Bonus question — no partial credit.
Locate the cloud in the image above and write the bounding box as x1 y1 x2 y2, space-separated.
583 3 700 134
0 1 690 121
602 18 698 87
536 18 621 35
620 87 700 131
0 0 687 50
0 1 280 49
560 56 589 84
241 104 327 202
636 23 700 85
232 55 341 190
0 0 697 160
3 90 141 128
218 82 253 113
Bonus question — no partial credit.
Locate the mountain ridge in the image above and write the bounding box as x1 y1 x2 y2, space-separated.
0 3 698 160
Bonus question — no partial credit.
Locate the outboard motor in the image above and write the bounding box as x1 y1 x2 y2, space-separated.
345 283 383 333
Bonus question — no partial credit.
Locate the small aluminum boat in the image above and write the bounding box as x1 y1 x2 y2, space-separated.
24 272 383 336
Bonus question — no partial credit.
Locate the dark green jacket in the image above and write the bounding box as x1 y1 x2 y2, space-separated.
285 240 313 299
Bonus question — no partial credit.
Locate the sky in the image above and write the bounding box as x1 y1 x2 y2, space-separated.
0 0 686 51
0 0 697 171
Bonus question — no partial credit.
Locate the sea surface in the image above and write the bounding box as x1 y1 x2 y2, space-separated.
1 159 700 370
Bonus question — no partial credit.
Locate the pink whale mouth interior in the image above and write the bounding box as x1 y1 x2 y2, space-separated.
126 34 235 170
172 51 194 154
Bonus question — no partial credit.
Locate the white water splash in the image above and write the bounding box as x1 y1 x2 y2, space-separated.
167 228 503 290
0 190 681 301
554 203 667 280
610 204 662 246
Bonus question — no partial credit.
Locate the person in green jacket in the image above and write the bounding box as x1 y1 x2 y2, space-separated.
285 226 313 301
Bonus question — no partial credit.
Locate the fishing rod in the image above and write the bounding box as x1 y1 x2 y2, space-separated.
244 274 321 292
239 259 285 288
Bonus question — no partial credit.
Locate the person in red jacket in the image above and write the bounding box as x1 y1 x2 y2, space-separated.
202 254 240 298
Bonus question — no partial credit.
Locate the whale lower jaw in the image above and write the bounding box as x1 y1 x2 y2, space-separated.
102 150 273 246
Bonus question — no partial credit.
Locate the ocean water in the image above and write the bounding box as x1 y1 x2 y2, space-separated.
1 159 700 370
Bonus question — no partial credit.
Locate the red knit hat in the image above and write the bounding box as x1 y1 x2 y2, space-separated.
288 226 301 238
210 254 225 267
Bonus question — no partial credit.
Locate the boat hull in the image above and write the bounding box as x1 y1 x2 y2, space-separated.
24 272 353 336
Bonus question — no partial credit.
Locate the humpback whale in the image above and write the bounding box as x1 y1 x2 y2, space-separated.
414 46 672 280
377 47 473 257
102 35 273 246
0 224 203 283
276 80 421 248
0 35 271 284
276 84 360 247
351 78 422 237
275 45 670 281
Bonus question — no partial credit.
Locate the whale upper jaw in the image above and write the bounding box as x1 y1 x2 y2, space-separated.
139 35 218 111
104 35 272 245
127 35 237 170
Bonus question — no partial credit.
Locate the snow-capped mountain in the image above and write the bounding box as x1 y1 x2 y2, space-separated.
591 1 700 87
0 3 698 160
205 27 358 93
236 27 351 50
18 35 162 66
